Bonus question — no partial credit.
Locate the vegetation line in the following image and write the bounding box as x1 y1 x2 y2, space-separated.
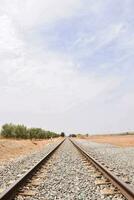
0 123 59 139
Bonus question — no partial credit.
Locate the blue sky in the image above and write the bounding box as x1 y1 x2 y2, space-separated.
0 0 134 134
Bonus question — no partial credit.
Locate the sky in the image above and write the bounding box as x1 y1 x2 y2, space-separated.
0 0 134 134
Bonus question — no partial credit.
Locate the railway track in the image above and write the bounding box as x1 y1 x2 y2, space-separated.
0 138 133 200
0 139 65 200
70 139 134 200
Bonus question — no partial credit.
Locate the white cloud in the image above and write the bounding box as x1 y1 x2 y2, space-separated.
0 0 134 134
0 0 82 29
71 23 125 58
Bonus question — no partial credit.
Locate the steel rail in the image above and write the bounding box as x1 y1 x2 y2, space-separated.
70 139 134 200
0 139 65 200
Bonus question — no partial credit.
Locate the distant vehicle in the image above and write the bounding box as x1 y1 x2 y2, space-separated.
69 134 76 137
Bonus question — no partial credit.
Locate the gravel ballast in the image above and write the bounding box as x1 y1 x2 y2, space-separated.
0 139 62 192
75 139 134 190
16 139 126 200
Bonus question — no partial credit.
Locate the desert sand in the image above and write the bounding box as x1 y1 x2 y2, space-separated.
83 135 134 147
0 138 60 163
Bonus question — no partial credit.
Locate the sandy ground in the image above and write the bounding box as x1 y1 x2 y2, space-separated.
0 138 61 163
78 135 134 147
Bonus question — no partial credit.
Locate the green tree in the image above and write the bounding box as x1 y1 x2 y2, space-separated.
15 125 27 138
1 123 15 138
61 132 65 137
1 123 59 139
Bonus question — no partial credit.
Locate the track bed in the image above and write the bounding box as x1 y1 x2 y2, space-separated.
1 139 134 200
